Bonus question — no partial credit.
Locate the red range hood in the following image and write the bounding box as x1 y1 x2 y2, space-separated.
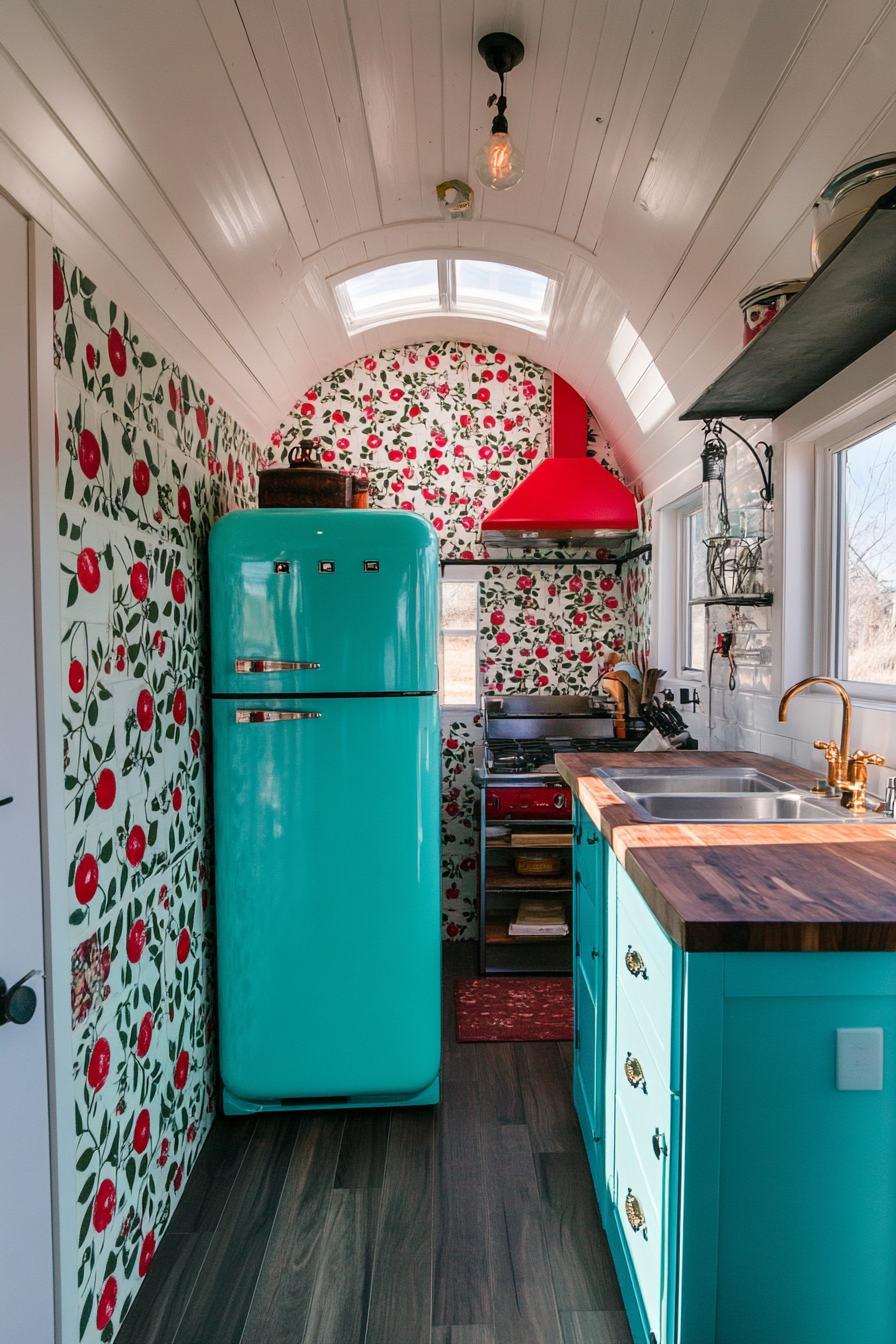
480 374 638 546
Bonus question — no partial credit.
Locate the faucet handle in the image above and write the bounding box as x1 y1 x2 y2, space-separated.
854 751 885 767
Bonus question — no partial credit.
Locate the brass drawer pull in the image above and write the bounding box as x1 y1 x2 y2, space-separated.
625 1190 647 1238
624 1053 646 1092
235 659 320 672
235 710 322 724
652 1129 667 1160
625 946 648 979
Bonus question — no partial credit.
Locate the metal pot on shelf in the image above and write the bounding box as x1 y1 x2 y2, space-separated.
812 153 896 272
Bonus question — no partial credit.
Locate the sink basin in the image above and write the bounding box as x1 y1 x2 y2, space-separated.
631 793 842 822
591 766 893 823
595 767 791 795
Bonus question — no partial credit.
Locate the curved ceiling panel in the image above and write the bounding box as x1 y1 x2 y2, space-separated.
1 0 894 492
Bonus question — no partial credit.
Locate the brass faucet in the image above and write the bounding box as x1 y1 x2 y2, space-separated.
777 676 884 812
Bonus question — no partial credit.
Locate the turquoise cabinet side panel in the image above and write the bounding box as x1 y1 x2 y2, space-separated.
209 508 439 695
213 693 441 1101
714 953 896 1344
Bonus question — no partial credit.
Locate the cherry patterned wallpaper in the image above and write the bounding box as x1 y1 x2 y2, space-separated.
53 249 263 1342
267 343 652 941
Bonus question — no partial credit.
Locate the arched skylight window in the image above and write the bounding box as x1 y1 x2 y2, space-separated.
334 258 555 336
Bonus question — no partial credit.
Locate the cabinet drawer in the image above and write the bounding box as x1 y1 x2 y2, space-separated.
614 1101 667 1343
616 867 674 1076
614 989 672 1217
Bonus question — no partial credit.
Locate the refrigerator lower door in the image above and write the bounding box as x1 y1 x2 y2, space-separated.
213 694 441 1104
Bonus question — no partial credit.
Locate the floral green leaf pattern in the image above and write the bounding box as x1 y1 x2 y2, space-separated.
54 249 261 1342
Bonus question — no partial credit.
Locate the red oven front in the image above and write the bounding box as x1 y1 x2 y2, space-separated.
485 783 572 820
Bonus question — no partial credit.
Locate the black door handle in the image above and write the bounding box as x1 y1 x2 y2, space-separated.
0 796 12 807
0 970 41 1026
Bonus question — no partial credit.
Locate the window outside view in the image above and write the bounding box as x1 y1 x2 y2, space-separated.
684 507 706 672
440 581 479 705
837 423 896 685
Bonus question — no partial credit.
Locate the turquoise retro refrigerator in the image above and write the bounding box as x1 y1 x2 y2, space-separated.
209 508 441 1114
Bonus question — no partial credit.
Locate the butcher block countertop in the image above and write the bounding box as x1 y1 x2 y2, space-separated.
556 750 896 953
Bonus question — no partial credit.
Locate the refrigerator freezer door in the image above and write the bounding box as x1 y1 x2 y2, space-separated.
213 694 441 1102
210 509 439 695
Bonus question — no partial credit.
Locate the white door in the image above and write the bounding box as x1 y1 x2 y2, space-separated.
0 195 56 1337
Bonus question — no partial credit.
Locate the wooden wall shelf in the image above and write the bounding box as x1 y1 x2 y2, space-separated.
681 185 896 421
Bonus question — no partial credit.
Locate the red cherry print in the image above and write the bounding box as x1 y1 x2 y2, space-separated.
188 1121 197 1143
126 826 146 867
364 358 376 371
172 688 187 725
168 378 178 410
95 769 116 810
176 928 190 963
172 786 182 812
139 1231 156 1278
133 460 150 496
490 611 505 627
425 354 439 368
77 548 101 593
69 660 85 693
133 1108 150 1154
174 1163 184 1192
171 569 186 604
126 919 146 963
190 728 200 755
52 260 65 311
178 486 191 523
158 1138 169 1167
96 1276 117 1330
136 689 154 731
87 1037 110 1090
496 368 509 382
136 1011 152 1058
481 369 494 381
446 923 459 939
92 1178 116 1233
174 1050 189 1090
75 853 99 904
100 945 111 981
195 406 208 439
107 327 127 377
86 344 96 371
130 561 149 601
476 388 490 402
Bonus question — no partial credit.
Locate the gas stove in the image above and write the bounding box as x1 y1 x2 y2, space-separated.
473 693 649 816
474 694 648 781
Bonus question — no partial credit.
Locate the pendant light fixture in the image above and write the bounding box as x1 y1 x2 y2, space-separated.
475 32 525 191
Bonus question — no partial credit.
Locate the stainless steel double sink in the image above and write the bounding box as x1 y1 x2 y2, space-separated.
591 766 892 824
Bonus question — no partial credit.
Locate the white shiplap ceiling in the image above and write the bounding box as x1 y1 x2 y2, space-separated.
3 0 896 492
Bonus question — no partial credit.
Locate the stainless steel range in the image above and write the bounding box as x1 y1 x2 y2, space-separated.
473 693 649 817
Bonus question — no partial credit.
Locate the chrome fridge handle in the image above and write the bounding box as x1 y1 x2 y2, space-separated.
235 659 320 672
235 710 322 724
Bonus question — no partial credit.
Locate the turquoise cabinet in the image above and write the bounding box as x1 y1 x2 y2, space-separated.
572 801 896 1344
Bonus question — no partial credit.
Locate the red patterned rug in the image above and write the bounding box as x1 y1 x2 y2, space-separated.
454 977 573 1042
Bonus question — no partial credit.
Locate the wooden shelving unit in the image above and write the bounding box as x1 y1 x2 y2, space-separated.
479 812 574 976
682 185 896 422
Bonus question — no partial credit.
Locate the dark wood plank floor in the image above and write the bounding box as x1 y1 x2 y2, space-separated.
117 943 631 1344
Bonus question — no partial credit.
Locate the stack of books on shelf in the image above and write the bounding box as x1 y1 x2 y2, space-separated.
508 898 569 939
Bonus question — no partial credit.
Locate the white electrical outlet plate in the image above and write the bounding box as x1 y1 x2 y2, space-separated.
836 1028 883 1090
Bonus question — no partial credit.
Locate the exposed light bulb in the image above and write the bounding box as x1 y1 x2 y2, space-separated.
475 131 524 190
